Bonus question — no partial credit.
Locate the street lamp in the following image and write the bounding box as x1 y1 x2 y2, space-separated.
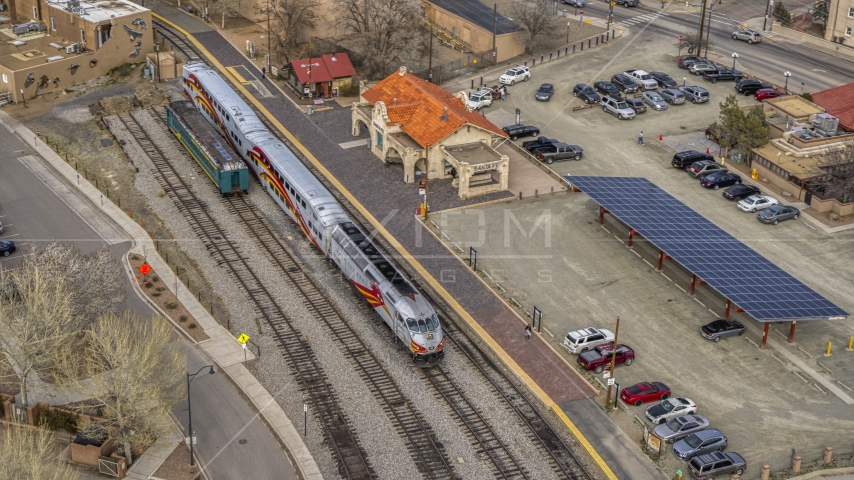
784 71 791 92
731 52 738 70
187 365 215 466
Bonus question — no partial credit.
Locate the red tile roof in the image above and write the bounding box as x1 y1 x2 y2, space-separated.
362 69 507 147
291 53 355 84
812 83 854 131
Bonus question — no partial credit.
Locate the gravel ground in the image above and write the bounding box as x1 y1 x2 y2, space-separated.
104 99 576 479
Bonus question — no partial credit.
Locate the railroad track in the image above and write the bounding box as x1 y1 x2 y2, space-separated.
111 111 374 480
153 19 203 63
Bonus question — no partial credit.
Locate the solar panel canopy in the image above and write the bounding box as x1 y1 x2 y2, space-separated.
566 176 848 322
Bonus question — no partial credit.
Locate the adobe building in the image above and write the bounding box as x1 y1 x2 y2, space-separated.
352 66 509 200
423 0 525 62
0 0 153 102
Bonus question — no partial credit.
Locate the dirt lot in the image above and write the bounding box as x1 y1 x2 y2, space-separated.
431 33 854 478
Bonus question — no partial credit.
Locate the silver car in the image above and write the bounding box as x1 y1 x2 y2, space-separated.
689 63 716 75
732 29 761 44
659 88 686 105
562 0 585 6
642 91 668 110
601 95 636 120
737 195 778 212
673 429 728 461
654 415 710 444
646 398 697 425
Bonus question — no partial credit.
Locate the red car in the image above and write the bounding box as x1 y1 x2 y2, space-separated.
620 381 671 406
577 344 634 374
754 88 782 101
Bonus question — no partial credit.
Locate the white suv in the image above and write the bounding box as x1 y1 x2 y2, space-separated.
499 66 531 85
563 328 615 354
467 91 492 110
625 69 659 90
601 95 636 120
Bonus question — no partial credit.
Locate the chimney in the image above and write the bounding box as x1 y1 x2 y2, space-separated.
440 107 448 123
398 66 407 76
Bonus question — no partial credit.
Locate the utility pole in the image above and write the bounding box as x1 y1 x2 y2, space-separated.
697 0 708 55
266 0 272 72
606 1 614 32
763 0 772 30
492 3 498 65
428 26 434 83
422 145 430 220
604 316 620 407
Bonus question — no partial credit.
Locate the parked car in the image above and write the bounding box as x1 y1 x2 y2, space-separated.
755 88 783 101
620 381 671 406
659 88 686 105
616 0 639 6
625 97 647 114
758 205 800 224
701 171 741 190
688 63 717 76
650 71 678 88
499 66 531 85
573 83 601 104
722 184 761 200
537 142 584 163
672 150 714 168
0 220 3 234
562 327 615 354
611 73 639 93
594 81 622 98
735 78 773 95
562 0 585 6
688 160 727 177
673 429 728 461
688 452 746 479
702 66 743 83
700 319 745 342
681 85 710 103
601 95 636 120
536 83 554 101
642 91 668 110
653 414 710 443
467 91 492 110
0 241 15 257
678 56 704 69
625 69 659 90
646 398 697 425
522 136 558 152
577 344 634 374
732 29 762 44
503 124 540 141
737 195 778 212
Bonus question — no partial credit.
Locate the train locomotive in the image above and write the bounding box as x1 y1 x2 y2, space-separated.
181 62 444 365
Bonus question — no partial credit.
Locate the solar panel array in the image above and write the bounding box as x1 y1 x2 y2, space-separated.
566 176 848 322
428 0 523 35
213 142 232 161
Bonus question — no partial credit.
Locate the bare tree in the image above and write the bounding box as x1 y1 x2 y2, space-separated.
0 424 79 480
26 242 126 327
334 0 425 79
510 0 561 52
213 0 241 28
0 263 75 407
814 141 854 203
676 29 713 56
58 312 186 466
257 0 320 65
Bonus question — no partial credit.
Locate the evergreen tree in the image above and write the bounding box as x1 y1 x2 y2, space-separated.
773 1 793 26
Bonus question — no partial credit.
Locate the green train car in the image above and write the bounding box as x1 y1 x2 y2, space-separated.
167 101 249 195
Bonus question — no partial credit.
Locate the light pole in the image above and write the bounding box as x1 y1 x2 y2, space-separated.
703 0 722 58
604 316 620 407
784 71 791 92
187 365 215 467
731 52 738 70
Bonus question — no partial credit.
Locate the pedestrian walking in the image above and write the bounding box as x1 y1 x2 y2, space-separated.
500 87 506 101
261 66 266 79
638 131 644 146
450 167 457 178
525 325 532 340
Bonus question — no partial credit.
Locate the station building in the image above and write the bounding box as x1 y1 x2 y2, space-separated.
0 0 153 103
351 66 510 200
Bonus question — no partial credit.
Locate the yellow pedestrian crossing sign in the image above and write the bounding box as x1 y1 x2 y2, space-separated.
237 333 250 345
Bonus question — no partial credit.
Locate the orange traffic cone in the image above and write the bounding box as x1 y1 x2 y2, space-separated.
706 147 710 154
659 134 663 141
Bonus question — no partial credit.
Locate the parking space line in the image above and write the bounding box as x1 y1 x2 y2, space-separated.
812 383 828 396
630 250 642 258
675 285 686 293
772 328 787 339
746 337 760 348
613 234 624 244
693 298 706 307
769 354 787 366
837 380 852 392
642 259 654 269
816 362 833 374
0 234 19 239
660 272 672 282
793 371 809 383
797 346 814 358
600 225 611 234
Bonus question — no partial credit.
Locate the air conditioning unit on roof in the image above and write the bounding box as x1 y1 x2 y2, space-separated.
66 43 78 54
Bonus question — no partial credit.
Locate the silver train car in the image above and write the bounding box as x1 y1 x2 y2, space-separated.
182 62 444 364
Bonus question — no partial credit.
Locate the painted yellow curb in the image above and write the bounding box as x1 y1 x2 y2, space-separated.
154 13 618 479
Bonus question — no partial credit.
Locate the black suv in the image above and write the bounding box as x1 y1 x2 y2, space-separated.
650 71 678 88
735 78 773 95
703 67 742 83
573 83 601 104
722 184 761 200
594 81 622 98
611 73 639 93
678 56 704 69
688 452 746 479
502 124 540 141
672 150 714 168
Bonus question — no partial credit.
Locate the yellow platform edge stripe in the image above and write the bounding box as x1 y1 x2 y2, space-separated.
226 66 251 85
153 13 617 479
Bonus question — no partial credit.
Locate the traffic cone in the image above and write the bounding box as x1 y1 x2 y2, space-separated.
706 147 710 154
659 134 663 141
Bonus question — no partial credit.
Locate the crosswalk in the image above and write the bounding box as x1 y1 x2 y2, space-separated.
620 11 670 26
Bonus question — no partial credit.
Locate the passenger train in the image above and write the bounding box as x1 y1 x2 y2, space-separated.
181 62 444 365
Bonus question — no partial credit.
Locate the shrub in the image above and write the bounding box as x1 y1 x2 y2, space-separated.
39 408 80 433
131 255 140 261
156 188 166 197
337 82 360 97
165 301 177 309
152 292 161 297
188 323 197 329
144 282 152 289
152 276 159 283
179 315 188 322
801 92 813 102
155 286 165 292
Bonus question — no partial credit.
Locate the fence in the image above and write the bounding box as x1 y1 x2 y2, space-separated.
0 92 11 107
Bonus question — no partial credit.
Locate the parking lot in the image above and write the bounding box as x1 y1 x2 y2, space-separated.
438 37 854 475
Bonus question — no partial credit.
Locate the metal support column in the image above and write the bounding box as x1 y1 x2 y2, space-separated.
762 322 770 349
598 206 609 225
627 229 638 247
657 251 670 271
724 299 731 320
788 321 797 344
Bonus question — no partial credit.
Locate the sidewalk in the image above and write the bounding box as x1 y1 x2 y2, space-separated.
0 110 321 480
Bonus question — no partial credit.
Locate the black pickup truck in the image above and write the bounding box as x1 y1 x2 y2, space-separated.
522 136 559 153
537 143 584 163
703 67 743 83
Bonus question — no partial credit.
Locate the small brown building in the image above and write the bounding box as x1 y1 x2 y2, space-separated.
0 0 153 102
423 0 526 62
288 52 355 98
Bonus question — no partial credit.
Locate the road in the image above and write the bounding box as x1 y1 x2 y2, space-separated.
0 118 294 479
575 0 854 91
